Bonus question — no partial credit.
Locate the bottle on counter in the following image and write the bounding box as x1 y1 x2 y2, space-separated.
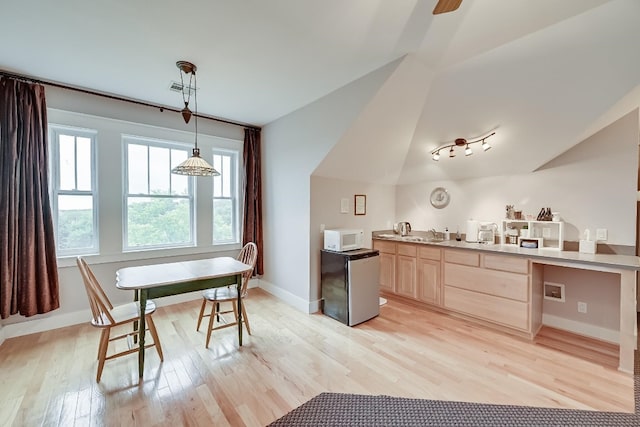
455 229 461 241
444 227 450 240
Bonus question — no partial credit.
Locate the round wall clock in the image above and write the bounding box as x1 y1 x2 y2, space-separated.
430 187 450 209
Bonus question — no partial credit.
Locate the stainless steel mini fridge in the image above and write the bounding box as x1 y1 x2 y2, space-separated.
321 248 380 326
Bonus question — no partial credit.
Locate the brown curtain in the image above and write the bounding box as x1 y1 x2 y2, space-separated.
0 77 59 318
242 127 263 275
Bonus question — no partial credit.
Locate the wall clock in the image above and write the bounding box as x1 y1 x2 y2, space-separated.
430 187 450 209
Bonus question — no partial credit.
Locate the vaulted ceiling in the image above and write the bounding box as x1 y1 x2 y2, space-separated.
2 0 639 183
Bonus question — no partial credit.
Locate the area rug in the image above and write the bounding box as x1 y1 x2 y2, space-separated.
268 391 639 426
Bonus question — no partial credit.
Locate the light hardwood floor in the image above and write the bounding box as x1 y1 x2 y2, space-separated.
0 288 634 426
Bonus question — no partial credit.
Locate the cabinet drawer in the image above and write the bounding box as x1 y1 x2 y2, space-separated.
444 263 529 302
444 286 529 331
444 249 479 267
419 246 441 261
374 240 396 254
483 254 529 274
397 243 417 257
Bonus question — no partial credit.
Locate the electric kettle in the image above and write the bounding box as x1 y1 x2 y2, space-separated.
396 222 412 236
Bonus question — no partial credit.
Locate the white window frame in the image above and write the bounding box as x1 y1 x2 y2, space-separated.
49 124 99 257
212 148 241 245
122 135 195 251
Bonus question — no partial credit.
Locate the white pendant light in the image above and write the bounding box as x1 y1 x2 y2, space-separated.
171 61 220 177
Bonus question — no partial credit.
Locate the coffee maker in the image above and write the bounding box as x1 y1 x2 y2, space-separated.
477 222 497 244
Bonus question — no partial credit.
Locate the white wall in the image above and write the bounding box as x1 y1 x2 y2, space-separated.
309 176 395 302
1 87 244 336
261 60 402 311
542 265 620 342
396 110 639 246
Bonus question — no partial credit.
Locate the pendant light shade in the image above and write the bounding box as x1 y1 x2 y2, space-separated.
172 148 219 176
171 60 220 177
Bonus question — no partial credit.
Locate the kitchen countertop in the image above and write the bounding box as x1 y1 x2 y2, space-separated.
373 234 640 271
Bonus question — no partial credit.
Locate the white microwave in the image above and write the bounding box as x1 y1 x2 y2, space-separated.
323 229 364 252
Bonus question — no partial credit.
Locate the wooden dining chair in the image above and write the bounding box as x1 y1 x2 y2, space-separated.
196 242 258 348
76 256 164 382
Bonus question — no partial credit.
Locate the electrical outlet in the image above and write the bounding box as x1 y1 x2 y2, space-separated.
596 228 607 241
577 301 587 313
543 228 551 238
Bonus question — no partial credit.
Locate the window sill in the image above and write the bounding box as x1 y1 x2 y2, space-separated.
56 243 241 268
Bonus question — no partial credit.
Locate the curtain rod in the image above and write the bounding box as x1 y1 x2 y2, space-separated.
0 69 261 131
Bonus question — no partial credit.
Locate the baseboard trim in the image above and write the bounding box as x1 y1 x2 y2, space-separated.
257 279 319 314
0 285 235 341
542 313 619 344
0 279 297 341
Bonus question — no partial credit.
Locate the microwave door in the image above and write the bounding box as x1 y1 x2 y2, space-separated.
342 233 356 249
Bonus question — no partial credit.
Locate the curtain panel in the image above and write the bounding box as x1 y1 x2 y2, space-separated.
242 128 263 275
0 77 59 319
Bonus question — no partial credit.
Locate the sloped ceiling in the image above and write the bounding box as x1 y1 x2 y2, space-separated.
1 0 639 184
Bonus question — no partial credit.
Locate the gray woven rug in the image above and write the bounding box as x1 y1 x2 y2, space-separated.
268 351 640 426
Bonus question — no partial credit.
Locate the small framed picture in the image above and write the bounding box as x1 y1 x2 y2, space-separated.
354 194 366 215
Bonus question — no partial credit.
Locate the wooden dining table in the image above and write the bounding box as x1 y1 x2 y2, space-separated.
116 257 252 378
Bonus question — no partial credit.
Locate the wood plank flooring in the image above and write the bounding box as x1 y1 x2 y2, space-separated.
0 288 634 426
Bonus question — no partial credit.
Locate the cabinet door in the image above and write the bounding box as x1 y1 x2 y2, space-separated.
379 252 396 293
417 259 440 305
396 255 417 298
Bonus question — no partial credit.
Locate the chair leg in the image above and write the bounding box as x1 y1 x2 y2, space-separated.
196 298 207 331
205 300 217 348
231 301 238 319
96 328 110 382
241 302 252 335
146 315 164 362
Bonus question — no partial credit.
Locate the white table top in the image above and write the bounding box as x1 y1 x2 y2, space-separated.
116 257 252 290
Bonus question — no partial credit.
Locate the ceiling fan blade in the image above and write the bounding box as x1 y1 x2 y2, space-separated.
432 0 463 15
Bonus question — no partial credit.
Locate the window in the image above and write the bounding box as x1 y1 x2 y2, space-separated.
123 136 194 250
212 150 240 244
49 125 98 256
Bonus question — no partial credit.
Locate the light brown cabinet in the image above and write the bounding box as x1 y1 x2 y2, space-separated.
373 240 396 293
443 249 541 336
396 254 417 298
396 244 418 298
417 258 440 305
374 240 442 307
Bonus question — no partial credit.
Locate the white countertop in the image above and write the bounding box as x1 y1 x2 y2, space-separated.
373 236 640 271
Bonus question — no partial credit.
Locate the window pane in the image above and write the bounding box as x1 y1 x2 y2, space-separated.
76 137 92 191
127 197 191 247
213 198 233 242
59 135 76 190
213 155 222 197
57 195 94 250
128 144 148 194
222 155 231 197
149 146 170 194
171 149 189 195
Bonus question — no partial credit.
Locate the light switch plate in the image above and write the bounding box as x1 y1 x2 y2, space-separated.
596 228 607 241
340 198 349 214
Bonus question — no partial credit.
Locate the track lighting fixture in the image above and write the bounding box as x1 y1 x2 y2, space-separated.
431 132 495 161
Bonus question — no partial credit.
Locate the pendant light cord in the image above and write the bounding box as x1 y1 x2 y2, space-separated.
194 71 198 150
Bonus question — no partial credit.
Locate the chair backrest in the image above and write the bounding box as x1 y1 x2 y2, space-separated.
236 242 258 296
77 256 115 326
